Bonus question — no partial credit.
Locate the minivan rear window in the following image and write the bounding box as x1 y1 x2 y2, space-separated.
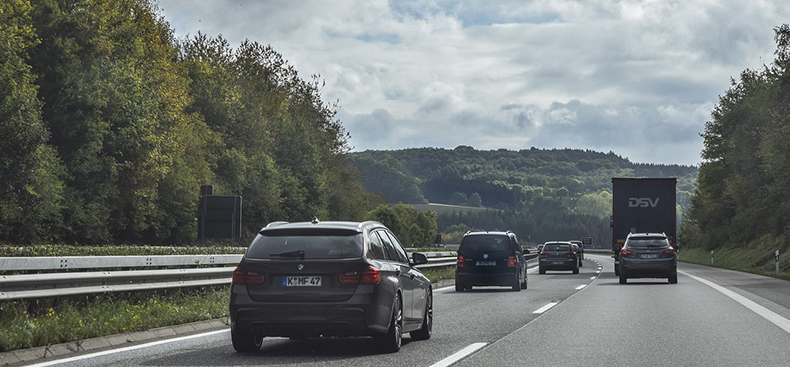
246 233 364 259
460 235 511 252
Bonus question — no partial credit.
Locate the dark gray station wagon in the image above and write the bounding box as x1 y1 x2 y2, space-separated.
230 220 433 353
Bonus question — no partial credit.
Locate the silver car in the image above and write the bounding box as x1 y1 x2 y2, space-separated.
618 232 678 284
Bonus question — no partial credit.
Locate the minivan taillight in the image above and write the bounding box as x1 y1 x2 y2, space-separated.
457 255 465 268
507 255 517 267
232 267 265 285
339 266 381 285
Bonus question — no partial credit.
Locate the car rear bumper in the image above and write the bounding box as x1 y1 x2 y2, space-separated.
229 287 391 337
620 258 676 277
539 259 577 270
456 270 517 286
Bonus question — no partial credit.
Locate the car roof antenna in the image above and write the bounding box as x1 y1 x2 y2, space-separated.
311 217 320 225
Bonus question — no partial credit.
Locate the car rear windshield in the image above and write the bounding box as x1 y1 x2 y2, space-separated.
543 244 571 252
460 235 511 252
626 238 669 248
246 232 364 259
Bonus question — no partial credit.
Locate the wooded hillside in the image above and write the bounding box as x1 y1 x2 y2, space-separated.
348 147 698 245
0 0 379 245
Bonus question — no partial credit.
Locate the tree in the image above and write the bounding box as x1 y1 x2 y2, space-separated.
0 0 65 242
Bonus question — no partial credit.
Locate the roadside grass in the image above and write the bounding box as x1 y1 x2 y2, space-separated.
679 246 790 281
0 287 229 353
422 267 456 284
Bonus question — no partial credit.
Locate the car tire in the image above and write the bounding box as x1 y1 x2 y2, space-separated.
619 273 627 284
455 281 465 292
512 273 521 291
376 293 402 353
579 258 583 267
521 272 527 289
614 264 620 276
572 263 579 274
231 325 263 353
539 267 545 274
669 273 678 284
410 291 432 341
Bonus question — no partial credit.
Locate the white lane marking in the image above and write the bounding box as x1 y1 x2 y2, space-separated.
25 329 229 367
533 302 559 314
596 271 601 274
682 271 790 334
429 342 488 367
576 285 586 290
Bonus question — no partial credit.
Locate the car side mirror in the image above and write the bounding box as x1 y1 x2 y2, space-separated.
411 252 428 266
522 248 530 254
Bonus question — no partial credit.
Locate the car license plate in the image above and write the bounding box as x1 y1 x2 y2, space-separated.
475 261 496 266
284 276 322 286
551 261 565 265
639 254 658 259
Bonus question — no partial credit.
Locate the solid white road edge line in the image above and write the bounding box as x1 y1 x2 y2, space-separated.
429 342 488 367
576 285 586 290
533 302 559 314
25 329 229 367
681 271 790 334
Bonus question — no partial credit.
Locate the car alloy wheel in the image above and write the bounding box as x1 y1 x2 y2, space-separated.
410 291 432 340
377 293 402 353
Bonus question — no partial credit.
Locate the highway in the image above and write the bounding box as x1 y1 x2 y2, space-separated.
22 254 790 367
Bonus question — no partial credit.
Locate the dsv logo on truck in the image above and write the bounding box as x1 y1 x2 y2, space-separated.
629 197 660 207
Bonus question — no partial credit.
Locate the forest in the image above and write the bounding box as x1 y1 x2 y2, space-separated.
0 0 382 245
682 25 790 252
348 147 698 246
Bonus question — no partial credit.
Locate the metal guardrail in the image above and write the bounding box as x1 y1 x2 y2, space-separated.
0 252 462 301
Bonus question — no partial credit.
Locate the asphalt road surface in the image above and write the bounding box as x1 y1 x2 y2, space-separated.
21 254 790 367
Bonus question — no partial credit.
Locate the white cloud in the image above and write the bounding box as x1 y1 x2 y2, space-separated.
156 0 790 165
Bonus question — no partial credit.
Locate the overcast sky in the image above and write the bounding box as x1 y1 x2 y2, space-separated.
156 0 789 166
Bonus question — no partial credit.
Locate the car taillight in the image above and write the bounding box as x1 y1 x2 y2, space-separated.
621 249 634 256
457 255 465 268
232 267 265 285
540 252 548 257
662 248 676 256
339 266 381 285
507 255 517 267
565 252 576 258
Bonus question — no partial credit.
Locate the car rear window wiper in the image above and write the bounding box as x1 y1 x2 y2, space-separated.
270 250 305 259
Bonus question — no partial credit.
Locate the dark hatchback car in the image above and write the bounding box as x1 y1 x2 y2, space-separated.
230 220 433 353
539 241 579 274
455 231 528 292
619 232 677 284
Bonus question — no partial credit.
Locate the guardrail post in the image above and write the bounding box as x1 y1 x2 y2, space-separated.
776 250 780 276
711 250 714 266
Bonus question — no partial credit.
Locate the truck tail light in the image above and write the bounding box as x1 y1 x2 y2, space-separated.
457 255 465 268
507 255 517 267
232 267 265 285
339 265 381 285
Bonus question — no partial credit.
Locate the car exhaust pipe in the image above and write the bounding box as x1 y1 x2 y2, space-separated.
250 325 265 334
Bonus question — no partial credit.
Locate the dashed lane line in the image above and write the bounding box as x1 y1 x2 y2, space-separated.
429 342 488 367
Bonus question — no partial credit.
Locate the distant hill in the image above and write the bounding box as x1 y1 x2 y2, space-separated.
347 146 698 245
